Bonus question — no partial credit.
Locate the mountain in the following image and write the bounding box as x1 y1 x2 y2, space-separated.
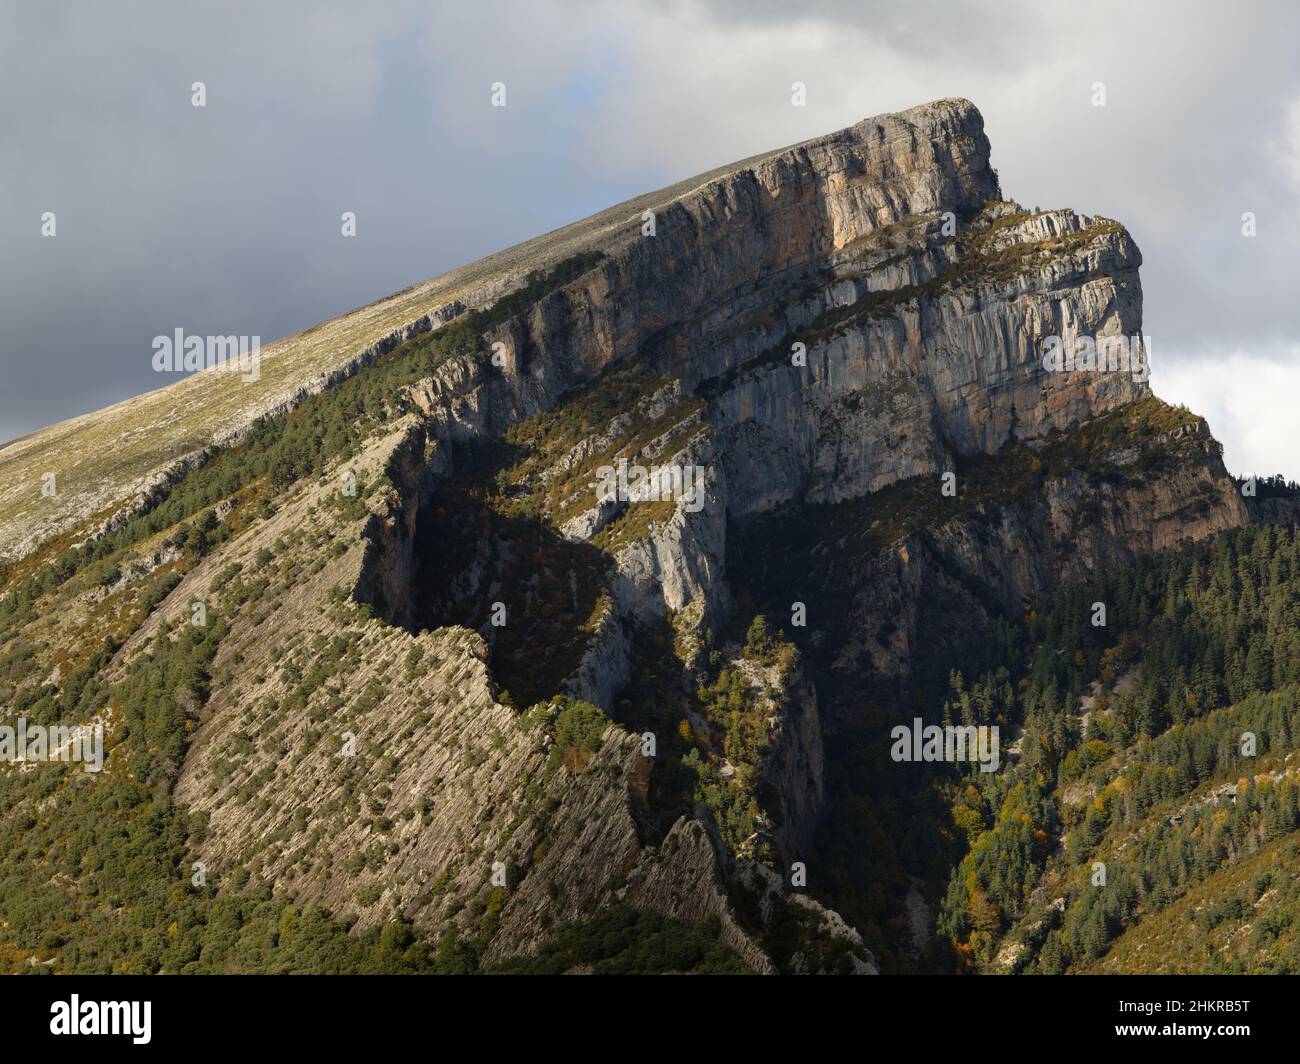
2 98 1298 975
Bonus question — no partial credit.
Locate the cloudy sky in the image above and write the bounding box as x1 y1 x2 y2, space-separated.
2 0 1297 476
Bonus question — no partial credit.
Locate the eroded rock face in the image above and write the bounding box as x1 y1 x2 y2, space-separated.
758 670 825 865
735 413 1249 700
67 98 1252 975
398 102 1142 522
709 207 1148 516
372 99 1155 708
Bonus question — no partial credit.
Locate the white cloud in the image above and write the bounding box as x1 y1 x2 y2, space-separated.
1154 351 1300 480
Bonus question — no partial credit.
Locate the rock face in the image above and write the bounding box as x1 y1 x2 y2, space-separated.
367 98 1159 708
758 669 825 863
708 203 1147 515
400 100 1144 487
774 415 1249 695
3 98 1255 975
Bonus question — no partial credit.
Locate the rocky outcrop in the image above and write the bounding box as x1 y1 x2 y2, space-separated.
353 421 445 627
333 99 1236 972
709 205 1147 516
367 99 1157 713
759 671 825 864
760 412 1250 693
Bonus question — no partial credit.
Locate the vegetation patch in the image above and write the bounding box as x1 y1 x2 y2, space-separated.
488 905 751 974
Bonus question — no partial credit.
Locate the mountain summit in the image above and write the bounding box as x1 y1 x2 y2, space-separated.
0 100 1281 975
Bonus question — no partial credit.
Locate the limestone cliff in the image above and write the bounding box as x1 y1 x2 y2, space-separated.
0 98 1256 975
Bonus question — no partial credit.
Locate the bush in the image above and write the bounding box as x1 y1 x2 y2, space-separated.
548 698 610 773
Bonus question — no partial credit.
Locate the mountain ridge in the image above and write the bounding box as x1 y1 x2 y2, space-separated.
0 97 984 564
5 97 1290 975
